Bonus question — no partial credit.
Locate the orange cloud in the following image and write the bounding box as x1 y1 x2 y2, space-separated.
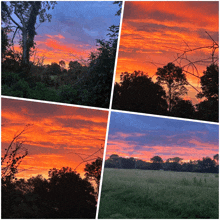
2 98 108 179
45 34 65 39
115 1 219 104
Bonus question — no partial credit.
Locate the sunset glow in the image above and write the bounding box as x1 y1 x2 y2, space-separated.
116 1 219 104
106 112 219 162
11 1 120 65
1 98 108 179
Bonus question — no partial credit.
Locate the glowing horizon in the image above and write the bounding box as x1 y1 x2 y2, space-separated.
116 1 219 104
1 98 108 180
106 112 219 162
9 1 121 67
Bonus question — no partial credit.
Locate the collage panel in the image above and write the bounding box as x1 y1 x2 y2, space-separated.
112 1 219 122
2 1 122 108
1 1 219 219
1 97 108 218
98 111 219 219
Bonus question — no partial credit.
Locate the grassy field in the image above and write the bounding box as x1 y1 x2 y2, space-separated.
98 169 219 219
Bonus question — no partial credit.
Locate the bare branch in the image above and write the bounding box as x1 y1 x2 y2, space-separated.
3 3 22 30
205 31 219 47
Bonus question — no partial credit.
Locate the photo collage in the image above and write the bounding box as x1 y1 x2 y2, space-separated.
1 1 219 219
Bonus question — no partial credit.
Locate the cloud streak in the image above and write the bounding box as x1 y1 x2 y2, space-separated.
2 98 108 179
116 1 219 104
106 112 219 162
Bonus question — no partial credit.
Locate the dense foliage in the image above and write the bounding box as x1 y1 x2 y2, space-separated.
113 63 219 122
2 167 97 218
113 71 168 115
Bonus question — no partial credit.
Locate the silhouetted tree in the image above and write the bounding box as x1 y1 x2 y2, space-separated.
156 63 188 112
196 64 219 122
121 157 135 169
84 157 102 193
150 156 163 163
166 157 183 163
1 125 31 183
113 71 168 115
1 1 56 65
213 154 219 165
1 27 11 62
68 60 83 80
196 99 219 122
48 167 97 218
197 64 219 101
49 62 62 75
108 154 122 168
83 28 118 108
59 60 66 71
113 1 122 16
171 99 195 119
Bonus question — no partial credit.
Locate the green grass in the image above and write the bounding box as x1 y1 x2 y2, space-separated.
98 169 219 219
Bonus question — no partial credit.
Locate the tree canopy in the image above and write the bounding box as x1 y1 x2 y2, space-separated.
150 156 163 163
197 63 219 101
156 62 188 112
113 71 168 114
84 157 102 193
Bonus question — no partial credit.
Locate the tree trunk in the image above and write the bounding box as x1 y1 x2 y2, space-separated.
22 28 29 65
168 84 172 112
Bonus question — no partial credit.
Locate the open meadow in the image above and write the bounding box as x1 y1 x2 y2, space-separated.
98 168 219 219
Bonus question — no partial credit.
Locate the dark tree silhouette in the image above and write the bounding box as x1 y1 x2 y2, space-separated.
213 154 219 164
196 64 219 122
121 157 135 169
105 154 218 173
197 64 219 101
1 27 12 62
166 157 183 163
1 125 31 183
113 71 168 115
156 63 188 112
84 157 102 193
48 167 97 219
48 62 62 75
198 157 216 172
1 1 56 65
59 60 66 71
113 1 122 16
150 156 163 163
171 99 195 119
196 99 219 122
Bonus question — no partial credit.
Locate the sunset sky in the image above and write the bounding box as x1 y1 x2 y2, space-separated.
106 111 219 162
12 1 120 65
116 1 219 104
1 98 108 179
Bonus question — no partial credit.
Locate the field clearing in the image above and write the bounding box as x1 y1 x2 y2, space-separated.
98 168 219 219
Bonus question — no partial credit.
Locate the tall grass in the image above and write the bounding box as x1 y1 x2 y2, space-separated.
98 169 219 219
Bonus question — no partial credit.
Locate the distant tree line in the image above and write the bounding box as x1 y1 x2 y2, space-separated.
1 1 122 108
105 154 219 173
113 62 219 122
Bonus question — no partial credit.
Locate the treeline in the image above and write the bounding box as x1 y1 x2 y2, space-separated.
105 154 219 173
113 63 219 122
2 158 102 219
2 30 117 108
